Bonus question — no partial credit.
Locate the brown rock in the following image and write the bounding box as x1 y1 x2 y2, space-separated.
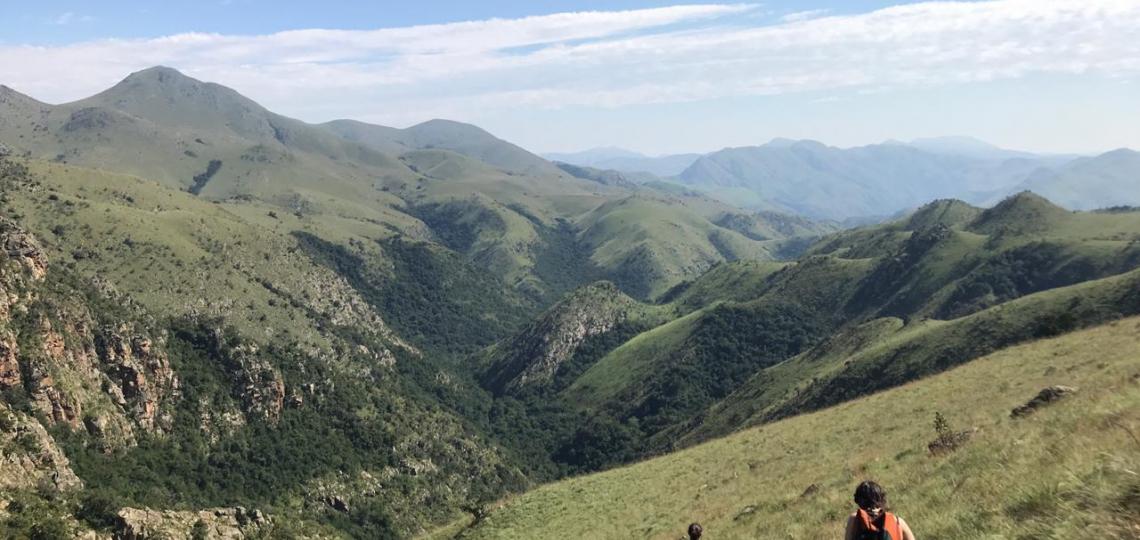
1 216 48 281
0 331 20 389
0 404 83 491
115 506 269 539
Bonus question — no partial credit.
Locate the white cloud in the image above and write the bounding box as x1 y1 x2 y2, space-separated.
780 9 830 22
3 1 1139 127
51 12 95 25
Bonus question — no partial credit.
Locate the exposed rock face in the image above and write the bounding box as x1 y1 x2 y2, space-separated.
0 330 20 390
1 215 48 280
481 281 638 393
1 216 180 444
94 328 180 432
0 403 83 492
224 341 287 422
0 215 44 394
115 506 269 539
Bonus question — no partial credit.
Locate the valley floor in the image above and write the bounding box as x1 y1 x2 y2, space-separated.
438 317 1140 539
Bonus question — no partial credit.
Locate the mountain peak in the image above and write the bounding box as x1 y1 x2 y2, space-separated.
113 66 205 91
99 65 243 102
969 191 1069 235
126 65 189 80
910 135 998 149
73 65 283 145
413 118 486 131
904 199 981 231
907 135 1034 160
1101 148 1139 159
765 137 799 148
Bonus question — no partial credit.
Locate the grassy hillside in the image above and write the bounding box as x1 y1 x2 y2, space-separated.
454 316 1140 539
687 264 1140 444
326 118 566 178
2 67 826 303
0 156 535 537
468 194 1140 480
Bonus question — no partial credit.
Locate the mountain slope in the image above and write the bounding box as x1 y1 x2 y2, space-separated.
474 193 1140 474
477 282 662 395
1011 149 1140 210
1 67 832 304
905 135 1038 160
544 148 701 177
456 316 1140 539
325 118 564 177
0 156 536 537
677 139 1090 220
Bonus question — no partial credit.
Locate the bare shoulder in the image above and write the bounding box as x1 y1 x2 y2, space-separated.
897 515 916 539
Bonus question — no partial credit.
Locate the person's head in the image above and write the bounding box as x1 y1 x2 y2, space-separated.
688 522 703 540
853 480 888 517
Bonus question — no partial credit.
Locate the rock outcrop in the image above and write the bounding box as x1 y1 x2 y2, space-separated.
1 216 180 445
115 506 269 539
480 281 640 393
94 327 180 432
0 403 83 492
0 215 46 396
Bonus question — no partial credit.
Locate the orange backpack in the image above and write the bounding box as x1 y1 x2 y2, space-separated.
855 509 903 540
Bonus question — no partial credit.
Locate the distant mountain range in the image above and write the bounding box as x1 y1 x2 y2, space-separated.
543 147 702 177
0 66 832 302
4 65 1140 539
549 137 1137 220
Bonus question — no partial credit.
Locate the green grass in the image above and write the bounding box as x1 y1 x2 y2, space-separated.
4 68 827 303
664 260 789 311
575 194 778 299
455 316 1140 539
691 265 1140 443
0 158 531 536
498 195 1140 480
565 308 706 408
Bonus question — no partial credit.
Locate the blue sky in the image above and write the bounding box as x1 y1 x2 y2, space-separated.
2 1 918 42
1 1 1138 155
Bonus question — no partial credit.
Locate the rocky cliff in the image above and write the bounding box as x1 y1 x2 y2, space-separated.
479 281 643 393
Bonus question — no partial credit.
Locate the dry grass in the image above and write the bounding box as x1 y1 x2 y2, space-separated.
453 317 1140 539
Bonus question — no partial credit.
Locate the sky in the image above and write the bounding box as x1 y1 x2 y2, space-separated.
1 0 1138 155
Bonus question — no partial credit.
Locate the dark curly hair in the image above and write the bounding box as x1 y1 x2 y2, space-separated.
854 480 889 510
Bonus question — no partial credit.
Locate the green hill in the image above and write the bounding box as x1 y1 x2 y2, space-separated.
6 67 1139 539
0 67 826 304
326 118 565 178
453 316 1140 539
469 193 1140 477
0 67 831 537
0 156 538 537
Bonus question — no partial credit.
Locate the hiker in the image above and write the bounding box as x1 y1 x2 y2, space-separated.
687 522 703 540
844 480 916 540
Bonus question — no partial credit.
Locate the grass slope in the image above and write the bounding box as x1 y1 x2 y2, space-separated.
519 194 1140 472
0 158 533 535
3 67 829 302
456 316 1140 539
689 265 1140 444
